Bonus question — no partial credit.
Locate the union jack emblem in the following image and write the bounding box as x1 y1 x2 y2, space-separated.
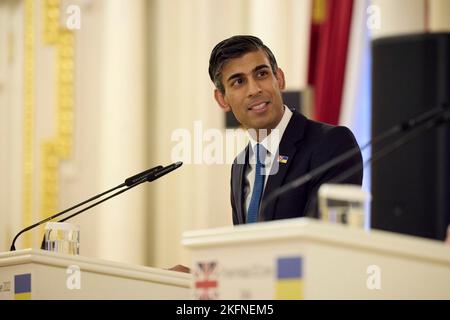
194 261 218 300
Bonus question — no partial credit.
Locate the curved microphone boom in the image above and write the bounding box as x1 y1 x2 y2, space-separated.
147 161 183 182
10 165 164 251
260 104 449 215
301 108 450 218
328 109 450 186
124 165 164 186
56 162 183 224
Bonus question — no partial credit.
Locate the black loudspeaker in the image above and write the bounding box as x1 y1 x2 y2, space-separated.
371 33 450 241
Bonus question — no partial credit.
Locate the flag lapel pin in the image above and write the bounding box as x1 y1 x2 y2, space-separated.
278 155 289 164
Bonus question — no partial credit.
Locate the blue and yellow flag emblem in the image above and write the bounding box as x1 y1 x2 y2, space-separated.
278 155 289 164
275 256 303 299
14 273 31 300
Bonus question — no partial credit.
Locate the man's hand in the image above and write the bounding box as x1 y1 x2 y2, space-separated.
168 264 191 273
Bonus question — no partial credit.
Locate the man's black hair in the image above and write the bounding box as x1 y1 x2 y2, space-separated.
208 35 279 94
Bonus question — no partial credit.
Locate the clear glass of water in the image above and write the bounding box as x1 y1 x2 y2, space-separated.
318 184 371 229
44 222 80 255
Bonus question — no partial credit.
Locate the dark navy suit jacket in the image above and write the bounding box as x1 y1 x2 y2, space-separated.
230 110 363 225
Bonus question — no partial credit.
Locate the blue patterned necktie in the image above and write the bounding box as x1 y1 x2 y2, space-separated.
247 144 266 223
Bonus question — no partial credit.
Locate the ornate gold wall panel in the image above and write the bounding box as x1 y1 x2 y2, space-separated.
22 0 35 248
22 0 75 246
40 0 75 226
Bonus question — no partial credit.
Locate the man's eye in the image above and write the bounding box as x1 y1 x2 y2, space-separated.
257 70 268 77
232 78 243 86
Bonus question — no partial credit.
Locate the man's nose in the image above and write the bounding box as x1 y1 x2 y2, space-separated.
247 78 262 97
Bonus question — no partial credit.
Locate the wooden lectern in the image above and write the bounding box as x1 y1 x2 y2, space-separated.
0 249 191 299
183 218 450 299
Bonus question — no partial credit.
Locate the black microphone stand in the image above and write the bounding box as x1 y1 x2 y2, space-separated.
10 165 164 251
329 109 450 185
39 162 183 250
260 104 449 216
10 184 124 251
302 108 450 219
56 162 183 223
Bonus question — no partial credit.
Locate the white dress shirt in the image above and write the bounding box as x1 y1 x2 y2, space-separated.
244 106 293 216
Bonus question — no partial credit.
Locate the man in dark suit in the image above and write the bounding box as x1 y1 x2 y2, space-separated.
209 35 363 225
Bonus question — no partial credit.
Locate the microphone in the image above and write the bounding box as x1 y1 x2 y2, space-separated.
259 104 449 215
125 165 164 186
147 161 183 182
56 162 183 224
300 108 450 219
328 108 450 185
10 165 164 251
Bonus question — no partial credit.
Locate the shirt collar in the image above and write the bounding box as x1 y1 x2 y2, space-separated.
248 105 293 156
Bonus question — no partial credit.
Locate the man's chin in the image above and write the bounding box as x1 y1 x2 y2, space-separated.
246 124 275 140
248 119 276 131
246 124 270 131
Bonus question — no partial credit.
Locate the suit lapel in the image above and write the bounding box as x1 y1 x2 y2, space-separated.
235 145 249 224
260 111 307 221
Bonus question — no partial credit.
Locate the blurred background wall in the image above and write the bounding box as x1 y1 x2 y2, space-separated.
0 0 449 268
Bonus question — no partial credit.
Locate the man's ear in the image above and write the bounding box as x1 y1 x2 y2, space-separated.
276 68 286 90
214 89 231 112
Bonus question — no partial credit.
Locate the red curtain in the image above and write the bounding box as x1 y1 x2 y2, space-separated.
308 0 354 125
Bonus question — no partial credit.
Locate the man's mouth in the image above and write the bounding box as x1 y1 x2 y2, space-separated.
248 101 269 112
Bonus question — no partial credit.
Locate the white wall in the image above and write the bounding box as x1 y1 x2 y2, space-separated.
430 0 450 32
370 0 450 38
148 0 311 268
371 0 425 38
0 0 24 251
